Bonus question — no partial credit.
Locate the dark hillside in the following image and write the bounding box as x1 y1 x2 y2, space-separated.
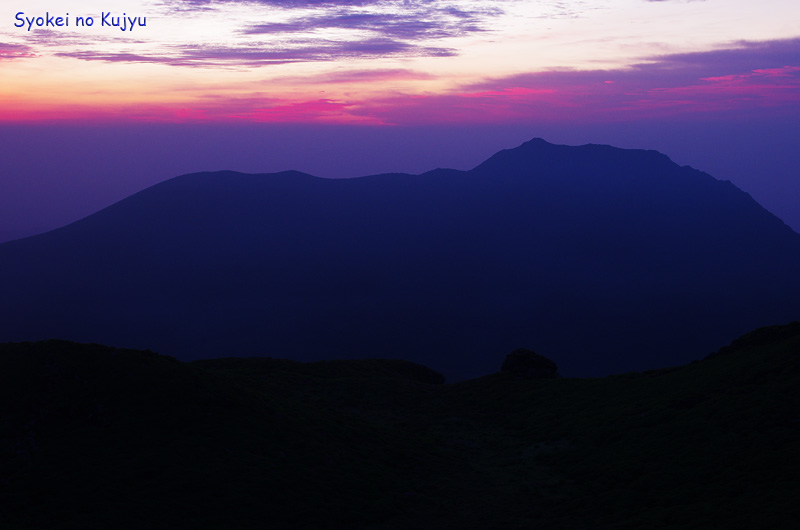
1 322 799 528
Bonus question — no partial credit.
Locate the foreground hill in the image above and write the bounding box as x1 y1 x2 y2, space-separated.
1 138 800 378
1 322 799 529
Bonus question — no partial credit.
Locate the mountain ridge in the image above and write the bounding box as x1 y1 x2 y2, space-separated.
1 138 799 380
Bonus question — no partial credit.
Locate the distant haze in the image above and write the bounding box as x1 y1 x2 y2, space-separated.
1 119 799 243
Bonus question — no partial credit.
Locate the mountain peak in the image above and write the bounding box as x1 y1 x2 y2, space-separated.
1 138 799 380
472 137 676 176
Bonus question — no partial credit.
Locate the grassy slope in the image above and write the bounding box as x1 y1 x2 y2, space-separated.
1 323 799 529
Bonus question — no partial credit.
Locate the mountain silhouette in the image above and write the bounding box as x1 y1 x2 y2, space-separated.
1 138 799 379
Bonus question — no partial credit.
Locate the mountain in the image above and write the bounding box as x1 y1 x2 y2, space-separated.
2 322 800 529
1 138 799 379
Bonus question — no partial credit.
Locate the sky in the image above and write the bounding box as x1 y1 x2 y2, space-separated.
1 0 799 241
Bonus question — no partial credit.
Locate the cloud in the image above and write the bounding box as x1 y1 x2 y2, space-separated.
168 1 434 7
50 1 503 67
230 98 368 122
352 38 800 124
464 38 800 91
165 0 503 48
242 5 492 41
19 36 800 126
276 68 436 84
0 42 35 60
638 38 800 75
56 38 454 67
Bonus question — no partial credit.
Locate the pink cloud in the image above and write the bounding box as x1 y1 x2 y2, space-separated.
703 65 800 83
458 87 557 99
752 66 800 77
0 42 35 60
294 68 436 84
228 99 379 123
5 38 799 125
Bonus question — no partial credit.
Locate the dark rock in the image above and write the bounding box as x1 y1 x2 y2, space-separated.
501 349 559 378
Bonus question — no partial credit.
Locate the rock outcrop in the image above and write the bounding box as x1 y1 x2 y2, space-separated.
501 349 559 378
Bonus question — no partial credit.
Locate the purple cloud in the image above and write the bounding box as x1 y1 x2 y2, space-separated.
51 1 498 66
242 6 490 40
55 38 454 67
48 36 800 125
0 42 35 60
467 38 800 92
294 68 436 84
639 38 800 74
170 1 413 6
165 0 502 44
355 37 800 125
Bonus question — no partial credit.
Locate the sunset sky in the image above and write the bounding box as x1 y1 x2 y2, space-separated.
1 0 799 240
